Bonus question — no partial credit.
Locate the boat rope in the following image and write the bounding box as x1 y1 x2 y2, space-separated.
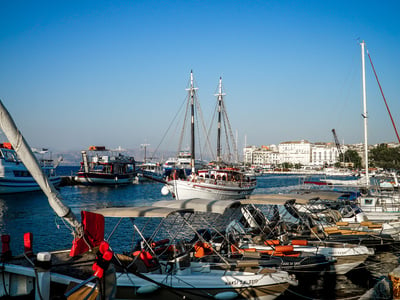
150 94 187 161
204 101 218 159
195 95 214 161
366 47 400 143
177 93 190 157
222 101 237 162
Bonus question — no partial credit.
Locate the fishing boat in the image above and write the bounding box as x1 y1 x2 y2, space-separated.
137 161 166 183
162 72 256 200
0 142 61 193
137 143 167 183
74 146 137 185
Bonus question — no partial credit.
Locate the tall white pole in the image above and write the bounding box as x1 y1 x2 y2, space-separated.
235 129 238 163
361 41 369 187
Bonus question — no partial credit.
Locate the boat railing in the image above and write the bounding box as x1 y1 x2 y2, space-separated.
196 177 256 187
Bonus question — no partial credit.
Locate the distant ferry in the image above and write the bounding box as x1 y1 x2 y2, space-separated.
75 146 137 185
0 142 61 194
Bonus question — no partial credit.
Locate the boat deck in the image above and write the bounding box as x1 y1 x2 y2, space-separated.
2 249 97 280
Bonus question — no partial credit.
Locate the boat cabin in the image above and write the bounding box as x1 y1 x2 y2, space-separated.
197 168 254 182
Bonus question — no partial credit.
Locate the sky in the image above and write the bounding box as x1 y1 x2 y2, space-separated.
1 0 400 156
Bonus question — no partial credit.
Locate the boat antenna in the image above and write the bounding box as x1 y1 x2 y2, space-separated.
366 47 400 143
0 99 83 237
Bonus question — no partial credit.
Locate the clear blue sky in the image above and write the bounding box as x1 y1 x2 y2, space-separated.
1 0 400 153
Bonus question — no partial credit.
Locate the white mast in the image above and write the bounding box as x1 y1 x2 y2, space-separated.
215 77 225 164
361 41 369 187
186 71 198 176
235 129 238 163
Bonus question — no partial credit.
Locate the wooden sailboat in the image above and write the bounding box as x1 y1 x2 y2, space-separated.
162 72 256 200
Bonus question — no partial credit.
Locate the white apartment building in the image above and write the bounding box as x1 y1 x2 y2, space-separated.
244 141 341 167
311 142 339 166
278 140 311 165
243 145 280 166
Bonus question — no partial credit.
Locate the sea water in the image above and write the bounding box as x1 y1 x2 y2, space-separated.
0 168 398 299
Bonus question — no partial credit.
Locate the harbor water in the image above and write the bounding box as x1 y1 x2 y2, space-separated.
0 167 399 299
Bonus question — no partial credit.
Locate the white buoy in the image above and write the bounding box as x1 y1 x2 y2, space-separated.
161 185 170 196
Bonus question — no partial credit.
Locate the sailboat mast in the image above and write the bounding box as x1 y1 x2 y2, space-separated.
216 77 225 163
361 41 369 187
187 71 197 175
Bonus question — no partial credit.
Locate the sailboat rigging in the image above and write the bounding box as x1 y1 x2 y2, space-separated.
366 48 400 143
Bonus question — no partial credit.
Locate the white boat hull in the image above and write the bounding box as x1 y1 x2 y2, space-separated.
166 179 256 200
242 243 373 275
0 176 61 194
0 261 99 299
116 266 293 300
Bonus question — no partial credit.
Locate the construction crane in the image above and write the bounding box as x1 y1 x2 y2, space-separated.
332 129 343 163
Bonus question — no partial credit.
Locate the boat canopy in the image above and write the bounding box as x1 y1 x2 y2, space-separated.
152 198 241 214
289 190 358 201
91 206 193 218
242 194 309 205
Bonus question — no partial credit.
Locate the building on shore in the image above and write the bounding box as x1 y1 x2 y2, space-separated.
244 140 346 168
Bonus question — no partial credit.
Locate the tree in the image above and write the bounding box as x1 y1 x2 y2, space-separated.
281 162 293 169
341 150 362 169
370 143 400 170
294 163 302 169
